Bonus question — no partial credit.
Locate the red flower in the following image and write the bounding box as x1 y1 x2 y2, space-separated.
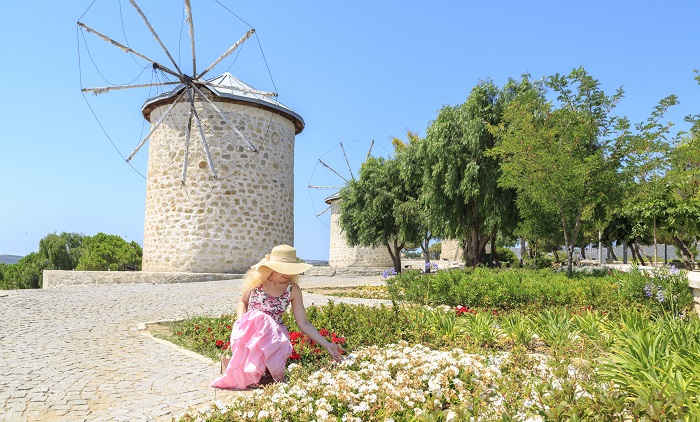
319 328 329 337
223 341 230 350
177 331 182 335
331 333 346 344
207 327 213 333
289 351 301 360
215 339 224 348
226 325 232 330
289 331 303 342
195 325 200 330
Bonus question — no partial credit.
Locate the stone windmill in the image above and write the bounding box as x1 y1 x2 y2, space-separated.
309 142 392 268
78 1 304 273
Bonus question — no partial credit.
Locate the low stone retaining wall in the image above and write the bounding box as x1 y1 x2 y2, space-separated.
42 267 385 288
42 270 243 289
689 275 700 315
304 266 386 277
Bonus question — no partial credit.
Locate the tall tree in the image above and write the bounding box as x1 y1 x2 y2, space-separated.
338 156 418 272
39 232 83 270
422 80 518 266
662 131 700 268
76 233 142 271
491 69 680 274
489 69 628 275
393 131 439 271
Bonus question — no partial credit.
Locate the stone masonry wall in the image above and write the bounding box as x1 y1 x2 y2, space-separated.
42 270 241 289
440 239 463 261
328 200 393 267
142 96 295 273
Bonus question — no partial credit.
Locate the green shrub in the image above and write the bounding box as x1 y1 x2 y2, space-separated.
521 255 554 269
0 253 48 289
615 265 694 316
494 247 518 266
387 267 622 311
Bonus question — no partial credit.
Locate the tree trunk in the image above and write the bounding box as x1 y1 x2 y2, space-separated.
635 238 651 265
463 224 490 267
420 235 432 273
629 243 639 263
607 243 618 261
632 242 647 266
580 245 587 259
519 237 526 267
672 235 697 270
653 217 658 267
385 240 404 273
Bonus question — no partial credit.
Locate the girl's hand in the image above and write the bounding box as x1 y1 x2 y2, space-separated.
326 343 344 362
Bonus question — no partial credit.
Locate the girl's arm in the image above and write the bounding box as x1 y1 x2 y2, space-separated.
289 284 344 362
237 290 251 320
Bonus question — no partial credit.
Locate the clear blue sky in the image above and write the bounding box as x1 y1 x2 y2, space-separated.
1 1 699 261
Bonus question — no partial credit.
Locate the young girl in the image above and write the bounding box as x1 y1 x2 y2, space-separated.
211 244 343 389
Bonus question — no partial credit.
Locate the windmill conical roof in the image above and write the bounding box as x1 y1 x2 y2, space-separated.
324 192 341 204
141 72 304 134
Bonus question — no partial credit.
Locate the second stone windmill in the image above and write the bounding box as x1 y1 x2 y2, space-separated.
309 141 393 268
78 1 304 273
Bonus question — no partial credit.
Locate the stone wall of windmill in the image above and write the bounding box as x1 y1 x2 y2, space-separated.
326 197 394 267
141 84 302 273
440 239 464 261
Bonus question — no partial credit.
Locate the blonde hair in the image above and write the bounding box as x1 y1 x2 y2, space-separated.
241 266 299 293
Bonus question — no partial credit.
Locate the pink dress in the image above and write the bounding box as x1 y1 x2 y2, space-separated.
211 283 293 389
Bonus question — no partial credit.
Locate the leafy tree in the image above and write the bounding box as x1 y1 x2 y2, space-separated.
662 131 700 268
76 233 142 271
393 131 440 272
429 242 442 260
339 156 416 273
488 68 677 275
0 253 48 289
422 80 518 266
39 232 83 270
513 194 564 264
0 263 6 289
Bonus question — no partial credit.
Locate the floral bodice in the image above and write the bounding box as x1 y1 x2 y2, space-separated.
248 283 293 325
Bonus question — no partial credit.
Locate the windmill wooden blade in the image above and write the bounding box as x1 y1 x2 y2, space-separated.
184 0 196 77
82 81 180 95
77 22 181 80
181 110 194 185
315 205 332 217
129 0 184 77
190 83 259 152
197 28 255 79
366 139 374 160
340 142 355 180
186 87 218 179
126 90 187 162
319 159 348 182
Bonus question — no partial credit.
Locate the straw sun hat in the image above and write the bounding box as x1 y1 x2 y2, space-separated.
254 244 313 275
